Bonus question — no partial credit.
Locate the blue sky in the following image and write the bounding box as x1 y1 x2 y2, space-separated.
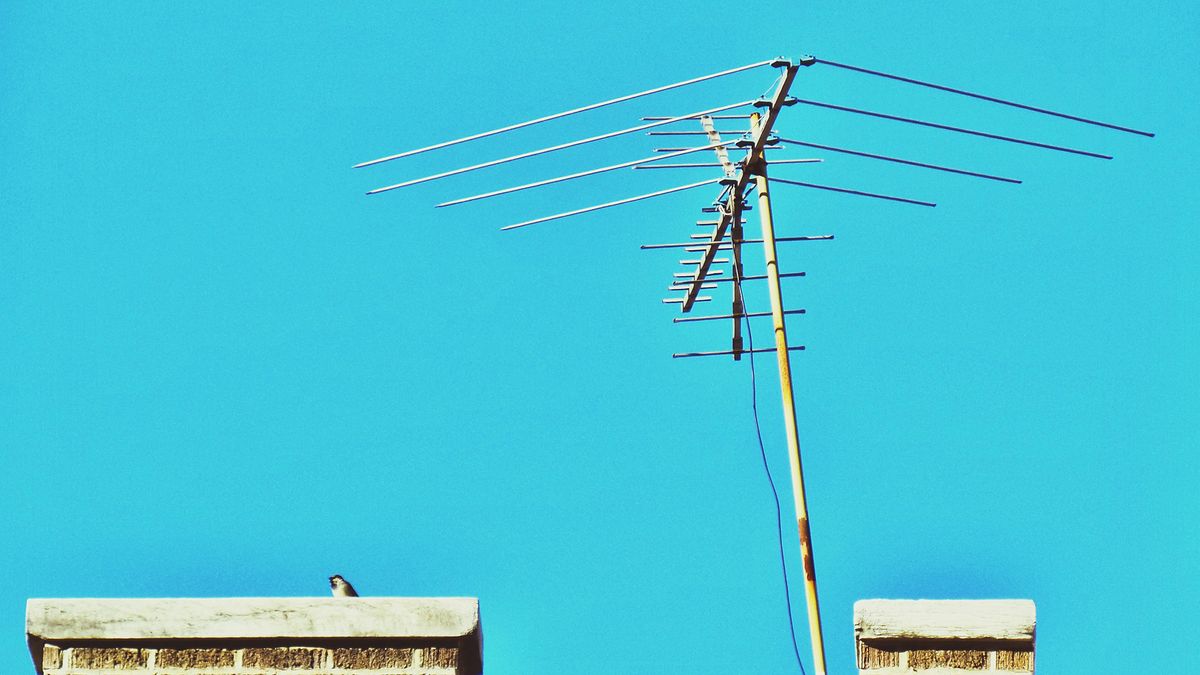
1 2 1196 673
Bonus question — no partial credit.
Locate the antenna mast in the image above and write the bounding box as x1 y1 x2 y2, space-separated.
746 104 828 669
354 53 1152 675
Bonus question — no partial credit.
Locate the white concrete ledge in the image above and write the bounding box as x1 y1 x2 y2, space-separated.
855 599 1035 641
26 597 480 641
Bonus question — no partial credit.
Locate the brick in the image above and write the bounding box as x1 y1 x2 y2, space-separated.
908 648 988 670
42 644 63 670
155 648 236 668
331 647 414 669
421 647 458 668
70 647 150 669
996 648 1034 671
241 647 325 669
857 642 899 669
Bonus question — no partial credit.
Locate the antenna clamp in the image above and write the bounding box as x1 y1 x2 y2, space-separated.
770 55 817 68
754 97 798 109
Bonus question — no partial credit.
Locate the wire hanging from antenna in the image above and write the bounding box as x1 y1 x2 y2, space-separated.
735 257 808 675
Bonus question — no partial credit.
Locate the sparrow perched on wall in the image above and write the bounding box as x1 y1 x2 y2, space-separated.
329 574 359 597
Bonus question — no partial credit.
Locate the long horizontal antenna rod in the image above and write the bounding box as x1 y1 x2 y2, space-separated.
673 345 805 358
438 141 735 207
501 178 722 231
792 98 1112 159
770 176 937 207
641 235 834 250
776 137 1020 184
656 145 780 152
635 158 821 169
355 59 774 168
671 272 806 287
647 130 751 136
674 308 807 323
814 58 1155 138
366 99 753 195
642 114 751 121
679 237 830 252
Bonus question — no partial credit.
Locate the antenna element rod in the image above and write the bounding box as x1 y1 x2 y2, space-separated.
438 141 735 207
635 159 822 170
642 114 752 121
501 178 722 231
674 309 807 323
355 59 774 168
813 58 1155 137
672 272 806 286
647 130 752 135
366 100 753 195
641 235 834 250
770 177 936 207
672 345 804 358
792 98 1112 159
775 138 1020 184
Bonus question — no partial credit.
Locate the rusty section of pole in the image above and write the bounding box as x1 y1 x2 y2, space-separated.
750 112 827 675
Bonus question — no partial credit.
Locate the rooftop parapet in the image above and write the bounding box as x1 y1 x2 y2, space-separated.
26 597 482 675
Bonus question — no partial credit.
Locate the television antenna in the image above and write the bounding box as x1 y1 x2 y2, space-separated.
355 55 1152 674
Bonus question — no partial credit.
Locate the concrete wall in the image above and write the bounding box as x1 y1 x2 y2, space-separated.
855 600 1034 674
26 598 482 675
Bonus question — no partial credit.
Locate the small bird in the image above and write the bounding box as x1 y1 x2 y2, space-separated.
329 574 359 597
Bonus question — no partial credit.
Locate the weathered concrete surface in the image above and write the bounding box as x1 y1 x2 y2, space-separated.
26 597 479 640
855 600 1035 673
855 599 1035 641
26 597 482 675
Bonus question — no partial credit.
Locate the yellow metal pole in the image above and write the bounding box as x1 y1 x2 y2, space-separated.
749 112 827 675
